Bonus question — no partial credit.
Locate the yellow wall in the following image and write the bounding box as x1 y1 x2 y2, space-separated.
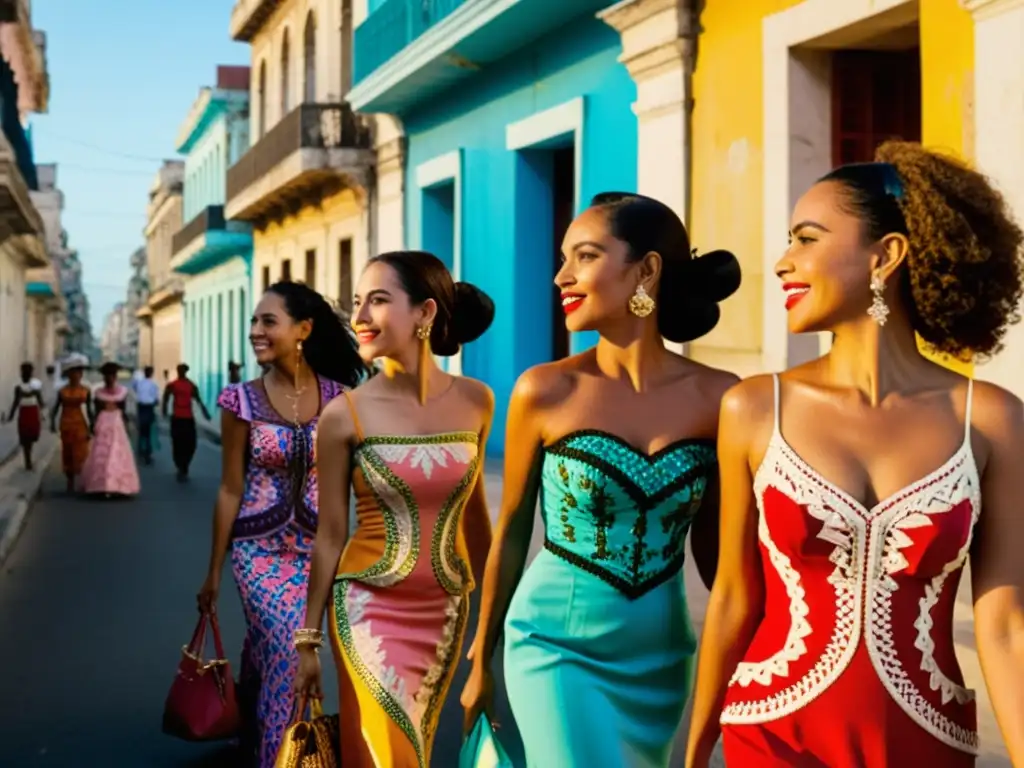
920 0 975 375
688 0 802 374
252 188 367 305
689 0 975 375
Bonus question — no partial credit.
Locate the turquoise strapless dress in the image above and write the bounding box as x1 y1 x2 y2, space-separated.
504 430 716 768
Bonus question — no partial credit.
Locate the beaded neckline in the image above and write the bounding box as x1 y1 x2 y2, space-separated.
354 431 479 454
544 429 714 461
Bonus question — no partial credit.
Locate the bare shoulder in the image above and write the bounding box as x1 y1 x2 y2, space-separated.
318 392 358 442
453 375 495 416
969 379 1024 445
679 358 741 401
720 373 777 426
511 358 578 411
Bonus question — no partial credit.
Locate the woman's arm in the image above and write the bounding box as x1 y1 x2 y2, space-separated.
50 392 61 431
460 381 496 587
86 393 95 432
685 380 769 767
7 387 21 423
203 409 249 584
468 368 554 665
302 397 355 632
970 384 1024 763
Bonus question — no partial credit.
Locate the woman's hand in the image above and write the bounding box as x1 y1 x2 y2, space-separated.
460 641 496 735
196 572 220 613
293 646 324 700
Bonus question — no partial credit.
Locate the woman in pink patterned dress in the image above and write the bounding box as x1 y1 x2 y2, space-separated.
79 361 140 497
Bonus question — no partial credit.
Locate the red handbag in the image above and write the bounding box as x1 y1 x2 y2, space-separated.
162 610 241 741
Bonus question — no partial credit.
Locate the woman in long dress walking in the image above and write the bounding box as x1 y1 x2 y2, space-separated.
8 362 43 470
50 353 92 494
293 251 496 768
79 361 140 498
197 281 368 767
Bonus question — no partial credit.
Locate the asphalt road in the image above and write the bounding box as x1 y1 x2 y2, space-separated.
0 436 525 768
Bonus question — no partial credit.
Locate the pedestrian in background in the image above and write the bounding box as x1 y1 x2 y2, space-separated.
161 363 210 482
197 281 367 767
228 360 242 385
134 366 159 465
7 362 43 471
79 362 139 498
41 365 57 413
50 353 92 494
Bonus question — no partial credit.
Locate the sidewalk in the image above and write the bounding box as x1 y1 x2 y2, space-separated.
0 423 59 567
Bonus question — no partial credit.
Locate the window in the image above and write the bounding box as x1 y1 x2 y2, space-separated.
262 265 270 292
281 259 292 282
304 248 316 288
257 60 267 138
338 238 353 313
304 11 317 103
280 29 291 117
831 49 921 166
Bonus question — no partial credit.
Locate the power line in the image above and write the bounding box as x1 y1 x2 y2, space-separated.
63 209 146 221
55 163 157 177
32 129 166 164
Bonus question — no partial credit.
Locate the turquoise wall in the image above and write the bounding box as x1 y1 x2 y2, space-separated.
402 15 637 452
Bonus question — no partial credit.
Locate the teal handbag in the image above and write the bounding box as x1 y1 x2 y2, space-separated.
459 713 513 768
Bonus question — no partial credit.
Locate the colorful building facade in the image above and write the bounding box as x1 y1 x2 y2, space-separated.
349 0 639 448
171 66 254 409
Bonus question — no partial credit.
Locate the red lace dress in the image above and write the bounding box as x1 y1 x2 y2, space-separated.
720 375 980 767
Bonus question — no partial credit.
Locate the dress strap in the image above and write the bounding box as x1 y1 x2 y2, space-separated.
342 389 365 443
771 373 782 437
964 378 974 444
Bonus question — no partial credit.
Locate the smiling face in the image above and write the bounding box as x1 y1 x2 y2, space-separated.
777 180 885 334
556 207 648 334
249 291 310 366
351 261 433 362
67 368 83 385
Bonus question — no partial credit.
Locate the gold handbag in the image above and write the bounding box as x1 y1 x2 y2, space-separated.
274 696 340 768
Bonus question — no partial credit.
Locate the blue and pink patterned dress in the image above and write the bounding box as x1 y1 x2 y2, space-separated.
217 376 344 767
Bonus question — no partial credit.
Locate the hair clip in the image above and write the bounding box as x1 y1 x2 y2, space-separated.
880 163 905 200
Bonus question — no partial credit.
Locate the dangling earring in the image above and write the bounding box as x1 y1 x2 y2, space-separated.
867 271 889 326
415 324 432 341
628 284 655 318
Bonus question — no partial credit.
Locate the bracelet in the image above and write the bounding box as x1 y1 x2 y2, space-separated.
293 628 324 649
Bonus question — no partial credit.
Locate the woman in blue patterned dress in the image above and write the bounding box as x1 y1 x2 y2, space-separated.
197 281 368 767
461 193 742 766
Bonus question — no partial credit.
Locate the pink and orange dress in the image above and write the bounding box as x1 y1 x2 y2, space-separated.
331 391 481 768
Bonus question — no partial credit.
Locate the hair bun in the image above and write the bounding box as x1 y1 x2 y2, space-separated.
433 282 495 356
657 249 741 343
686 249 742 303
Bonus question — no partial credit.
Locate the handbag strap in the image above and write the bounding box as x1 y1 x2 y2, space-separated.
206 610 228 660
288 694 325 726
187 612 209 655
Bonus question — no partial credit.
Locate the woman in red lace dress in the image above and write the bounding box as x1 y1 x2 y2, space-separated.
686 143 1024 767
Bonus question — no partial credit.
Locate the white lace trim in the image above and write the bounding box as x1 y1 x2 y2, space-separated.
723 435 981 755
722 439 862 721
865 458 981 754
372 443 473 479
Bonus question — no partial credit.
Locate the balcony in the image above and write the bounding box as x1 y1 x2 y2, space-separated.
349 0 613 115
225 103 372 227
0 130 43 264
229 0 281 42
170 204 253 275
25 265 63 311
144 275 185 314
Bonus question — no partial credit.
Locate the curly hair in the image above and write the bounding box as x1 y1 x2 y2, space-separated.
823 142 1024 360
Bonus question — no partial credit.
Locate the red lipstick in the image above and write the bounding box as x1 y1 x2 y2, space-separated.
782 283 810 311
561 293 585 314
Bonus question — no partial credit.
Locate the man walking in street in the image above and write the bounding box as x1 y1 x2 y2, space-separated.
161 363 211 482
135 366 160 465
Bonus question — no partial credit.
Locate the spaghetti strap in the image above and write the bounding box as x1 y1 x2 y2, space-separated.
342 389 365 443
772 373 782 436
964 378 974 443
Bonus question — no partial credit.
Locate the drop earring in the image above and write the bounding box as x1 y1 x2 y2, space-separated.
628 285 655 318
867 271 889 326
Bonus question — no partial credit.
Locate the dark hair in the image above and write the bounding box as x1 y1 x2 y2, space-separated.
144 366 154 377
367 251 494 356
265 281 368 387
820 142 1024 360
20 362 32 374
590 192 741 343
99 362 119 377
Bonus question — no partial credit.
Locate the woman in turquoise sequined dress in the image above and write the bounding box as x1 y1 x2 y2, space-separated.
461 193 742 767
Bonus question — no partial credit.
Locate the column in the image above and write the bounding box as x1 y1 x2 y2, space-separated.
964 0 1024 399
599 0 696 354
375 115 406 255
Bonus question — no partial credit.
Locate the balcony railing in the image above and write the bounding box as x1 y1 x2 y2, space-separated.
354 0 468 83
172 205 226 255
227 103 370 204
